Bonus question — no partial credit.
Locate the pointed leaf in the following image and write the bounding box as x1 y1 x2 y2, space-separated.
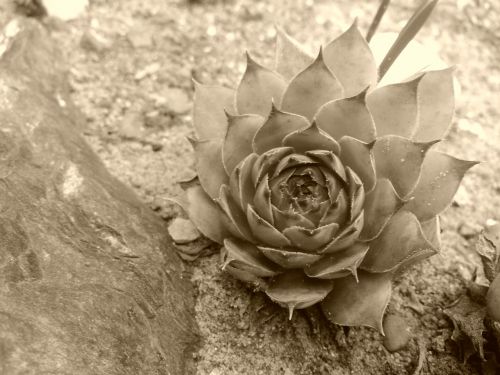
274 26 314 81
258 247 322 269
223 114 265 174
361 210 436 273
218 185 256 242
280 48 343 121
190 138 228 199
236 53 287 116
247 205 291 248
315 89 376 143
366 76 421 137
306 242 369 280
421 216 441 250
319 190 349 226
266 270 334 313
272 206 315 231
273 153 317 177
283 222 340 252
403 151 478 221
321 271 392 333
251 147 294 186
346 167 365 221
321 213 364 254
253 174 274 224
412 67 455 142
323 21 378 97
306 150 347 182
282 121 340 154
339 136 376 192
372 135 437 198
177 179 230 244
222 238 281 277
229 153 258 211
253 106 309 154
360 178 404 241
193 81 235 139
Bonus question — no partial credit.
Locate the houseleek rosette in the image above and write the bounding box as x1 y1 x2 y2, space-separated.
180 22 476 331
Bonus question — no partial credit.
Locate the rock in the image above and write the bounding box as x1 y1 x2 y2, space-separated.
41 0 88 20
487 274 500 322
168 218 201 244
458 222 481 240
127 24 155 48
382 314 411 352
162 88 191 115
119 110 144 139
80 29 112 53
134 62 161 80
0 19 198 375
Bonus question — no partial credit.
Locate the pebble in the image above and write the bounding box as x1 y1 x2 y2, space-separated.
80 30 112 53
382 314 411 352
134 63 161 81
168 218 201 244
127 25 155 48
118 111 143 139
458 221 481 240
162 88 191 115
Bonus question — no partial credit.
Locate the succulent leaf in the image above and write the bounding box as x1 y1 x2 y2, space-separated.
178 178 231 244
411 67 455 142
420 216 441 249
306 150 347 182
282 121 340 155
403 151 478 221
315 88 376 143
272 206 315 231
321 270 392 333
321 213 364 254
361 210 436 273
274 26 314 80
266 271 334 317
258 247 322 269
323 20 378 97
229 153 258 211
281 48 343 121
306 242 369 280
193 81 235 140
346 167 365 221
247 205 292 247
222 238 282 277
190 137 228 199
223 114 265 174
361 178 404 241
253 174 274 224
366 76 421 138
236 53 287 116
283 222 340 252
339 136 376 192
372 135 437 198
218 185 256 242
253 107 309 155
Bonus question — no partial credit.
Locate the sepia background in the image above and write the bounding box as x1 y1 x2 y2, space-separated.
1 0 500 374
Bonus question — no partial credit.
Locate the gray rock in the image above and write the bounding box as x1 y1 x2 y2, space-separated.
0 18 198 375
382 314 411 352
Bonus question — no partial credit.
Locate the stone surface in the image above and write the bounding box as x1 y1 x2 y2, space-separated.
382 314 411 352
169 218 201 244
0 18 198 375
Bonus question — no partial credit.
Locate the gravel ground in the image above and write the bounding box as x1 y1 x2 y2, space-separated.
4 0 500 373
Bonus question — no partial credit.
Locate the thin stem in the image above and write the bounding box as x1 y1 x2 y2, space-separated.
378 0 439 81
366 0 391 43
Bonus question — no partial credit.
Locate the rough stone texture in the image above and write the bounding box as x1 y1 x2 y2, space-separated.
0 18 198 375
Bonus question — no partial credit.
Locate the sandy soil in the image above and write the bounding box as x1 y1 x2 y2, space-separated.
5 0 500 373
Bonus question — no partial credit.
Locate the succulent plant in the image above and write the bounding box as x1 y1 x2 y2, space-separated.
178 3 476 332
444 223 500 372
